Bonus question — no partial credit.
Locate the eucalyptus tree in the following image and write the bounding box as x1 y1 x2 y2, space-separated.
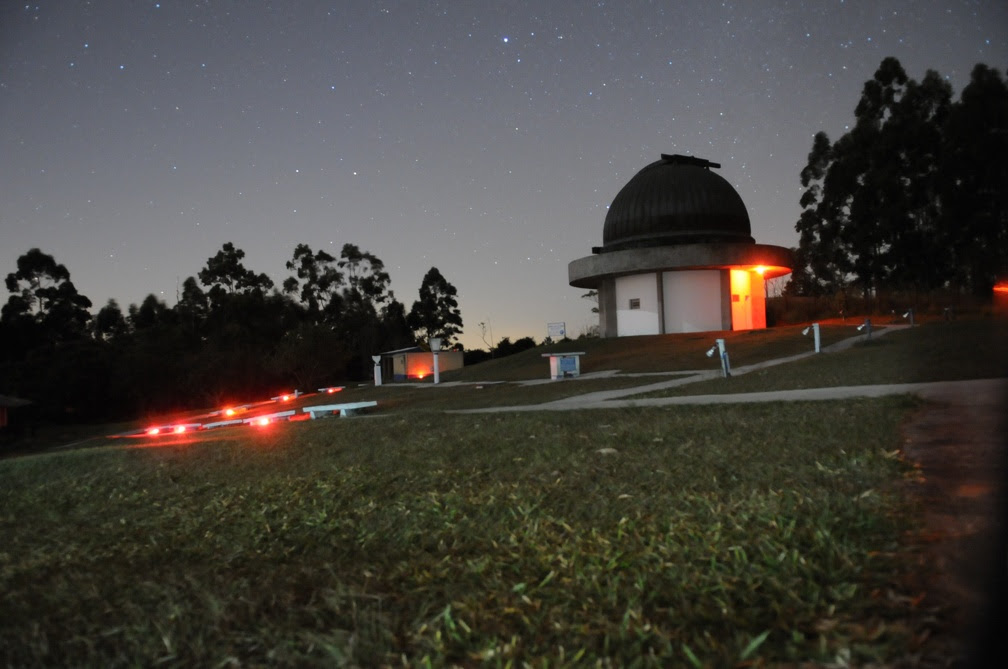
2 247 92 344
407 266 463 344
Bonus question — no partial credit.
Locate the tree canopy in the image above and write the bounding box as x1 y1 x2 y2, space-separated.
792 58 1008 298
0 240 462 424
407 266 464 344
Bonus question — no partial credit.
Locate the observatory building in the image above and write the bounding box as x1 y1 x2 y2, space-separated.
568 154 792 337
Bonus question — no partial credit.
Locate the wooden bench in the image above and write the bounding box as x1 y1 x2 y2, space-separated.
301 401 378 419
541 352 586 379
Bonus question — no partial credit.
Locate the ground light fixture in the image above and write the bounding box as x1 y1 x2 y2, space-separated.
706 338 731 377
857 319 872 339
429 337 442 384
902 309 915 326
802 322 821 353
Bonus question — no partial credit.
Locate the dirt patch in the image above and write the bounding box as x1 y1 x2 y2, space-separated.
900 387 1007 667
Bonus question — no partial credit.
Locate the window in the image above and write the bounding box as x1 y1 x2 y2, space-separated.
629 298 640 310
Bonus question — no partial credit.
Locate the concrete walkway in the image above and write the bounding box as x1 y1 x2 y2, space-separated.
449 325 1008 414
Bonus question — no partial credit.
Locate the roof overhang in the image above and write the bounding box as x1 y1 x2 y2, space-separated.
569 242 793 288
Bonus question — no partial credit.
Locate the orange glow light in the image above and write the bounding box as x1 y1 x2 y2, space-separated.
225 408 235 417
755 266 767 275
994 282 1008 294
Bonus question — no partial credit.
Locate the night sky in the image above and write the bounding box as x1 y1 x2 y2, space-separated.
2 2 1005 349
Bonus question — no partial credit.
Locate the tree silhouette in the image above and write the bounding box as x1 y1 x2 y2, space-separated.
794 58 1007 298
407 266 463 344
3 248 92 344
283 243 342 320
198 242 274 308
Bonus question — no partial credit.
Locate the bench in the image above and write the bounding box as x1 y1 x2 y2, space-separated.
301 401 378 419
242 409 296 426
541 351 586 379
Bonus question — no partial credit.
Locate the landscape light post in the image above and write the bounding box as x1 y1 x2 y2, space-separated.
857 318 872 340
372 355 382 386
706 338 731 377
429 337 442 384
802 322 821 353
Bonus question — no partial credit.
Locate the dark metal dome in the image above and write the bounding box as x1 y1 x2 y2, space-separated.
600 154 753 252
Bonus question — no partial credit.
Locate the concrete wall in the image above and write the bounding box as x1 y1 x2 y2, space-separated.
662 269 724 333
615 273 660 336
391 351 464 380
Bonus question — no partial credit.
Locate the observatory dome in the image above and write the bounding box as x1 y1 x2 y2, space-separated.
601 154 754 252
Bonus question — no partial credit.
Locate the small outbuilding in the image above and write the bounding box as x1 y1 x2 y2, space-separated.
1 394 31 431
380 347 464 382
569 154 792 337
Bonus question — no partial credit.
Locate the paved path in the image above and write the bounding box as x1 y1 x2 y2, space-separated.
447 323 1007 415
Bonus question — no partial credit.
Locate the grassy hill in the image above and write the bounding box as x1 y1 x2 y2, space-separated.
0 314 1004 666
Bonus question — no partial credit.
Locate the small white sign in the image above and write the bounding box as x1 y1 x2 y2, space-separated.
547 322 566 338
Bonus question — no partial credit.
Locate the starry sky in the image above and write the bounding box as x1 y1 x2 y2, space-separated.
2 1 1006 349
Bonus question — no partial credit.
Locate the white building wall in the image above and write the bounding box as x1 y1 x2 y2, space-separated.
615 274 660 336
662 270 723 333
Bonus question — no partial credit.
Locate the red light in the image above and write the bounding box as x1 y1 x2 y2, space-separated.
257 417 270 426
174 425 186 434
225 408 235 417
281 394 290 402
147 427 160 436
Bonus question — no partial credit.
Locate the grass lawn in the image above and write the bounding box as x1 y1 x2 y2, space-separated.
443 323 858 381
629 317 1008 398
2 398 931 667
3 314 1004 666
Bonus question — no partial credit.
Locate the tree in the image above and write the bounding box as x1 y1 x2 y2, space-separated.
940 64 1008 295
407 267 463 344
129 294 176 331
198 242 274 307
793 57 1003 299
283 243 342 320
337 243 392 313
175 276 209 336
94 299 128 340
3 248 92 343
